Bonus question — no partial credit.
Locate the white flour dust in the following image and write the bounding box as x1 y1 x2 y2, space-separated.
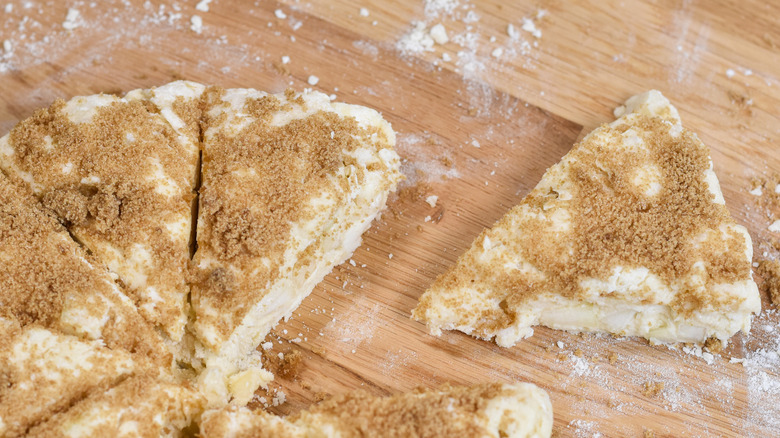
395 133 461 188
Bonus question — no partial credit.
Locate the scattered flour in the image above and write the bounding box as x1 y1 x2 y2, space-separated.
568 419 602 438
379 348 418 376
429 23 449 45
395 0 543 79
271 390 286 407
742 311 780 434
190 15 203 34
195 0 212 12
62 8 82 30
395 133 461 187
321 297 385 351
397 21 435 54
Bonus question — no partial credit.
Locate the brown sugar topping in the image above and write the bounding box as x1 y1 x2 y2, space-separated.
194 90 393 339
0 172 169 365
7 95 197 336
421 112 751 334
26 375 202 438
757 259 780 306
297 383 507 438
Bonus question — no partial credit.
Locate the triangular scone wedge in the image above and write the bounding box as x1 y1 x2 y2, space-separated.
0 172 185 435
0 320 154 437
0 82 203 342
192 88 401 404
0 171 171 366
26 375 205 438
200 382 552 438
414 91 760 347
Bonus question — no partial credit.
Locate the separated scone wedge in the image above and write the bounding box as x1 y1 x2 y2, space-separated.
0 82 203 343
0 172 183 437
191 88 402 405
414 91 760 348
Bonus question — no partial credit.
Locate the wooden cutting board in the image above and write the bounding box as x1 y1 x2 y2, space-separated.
1 1 778 436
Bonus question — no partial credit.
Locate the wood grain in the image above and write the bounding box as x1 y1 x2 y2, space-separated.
0 0 778 436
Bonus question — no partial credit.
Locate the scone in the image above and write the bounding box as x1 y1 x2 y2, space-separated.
0 321 141 436
191 87 402 405
199 382 553 438
0 171 171 365
0 172 179 436
413 91 760 347
0 81 203 342
25 376 205 438
0 81 404 432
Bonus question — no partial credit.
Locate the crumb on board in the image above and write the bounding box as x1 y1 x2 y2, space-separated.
757 259 780 306
279 349 303 378
703 336 724 354
641 381 664 398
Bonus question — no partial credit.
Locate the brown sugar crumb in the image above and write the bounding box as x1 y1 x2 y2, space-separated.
762 33 777 49
279 349 303 378
757 260 780 306
703 336 724 354
397 182 432 204
641 381 664 397
313 391 330 402
644 429 656 438
573 348 584 358
752 173 780 214
608 352 619 365
272 62 291 76
727 90 754 116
